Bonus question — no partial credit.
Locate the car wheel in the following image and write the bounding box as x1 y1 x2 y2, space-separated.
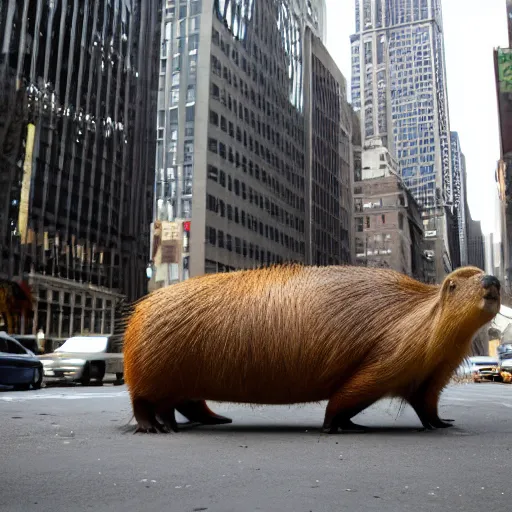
80 364 91 386
114 373 124 385
32 367 43 390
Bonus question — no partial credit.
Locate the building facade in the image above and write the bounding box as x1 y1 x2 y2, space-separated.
304 28 354 266
354 139 425 279
149 0 354 289
467 215 486 272
351 0 453 282
494 2 512 292
450 131 468 267
0 1 161 338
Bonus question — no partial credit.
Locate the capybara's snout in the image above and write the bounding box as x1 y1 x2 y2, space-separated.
481 275 501 292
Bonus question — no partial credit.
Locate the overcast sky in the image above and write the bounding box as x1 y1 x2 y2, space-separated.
324 0 509 237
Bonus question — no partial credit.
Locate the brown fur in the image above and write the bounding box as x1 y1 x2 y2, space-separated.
122 264 500 433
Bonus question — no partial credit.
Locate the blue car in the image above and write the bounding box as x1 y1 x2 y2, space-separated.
0 331 43 390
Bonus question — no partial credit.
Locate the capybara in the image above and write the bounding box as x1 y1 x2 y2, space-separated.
122 264 501 434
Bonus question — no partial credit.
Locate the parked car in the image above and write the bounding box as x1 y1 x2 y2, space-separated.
10 334 56 355
38 335 124 386
500 357 512 382
0 332 43 390
497 343 512 361
458 356 502 382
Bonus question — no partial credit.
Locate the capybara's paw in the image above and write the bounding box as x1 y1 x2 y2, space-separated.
134 421 170 434
431 419 454 429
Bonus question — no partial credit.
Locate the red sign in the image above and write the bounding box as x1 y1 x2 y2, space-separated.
183 221 191 232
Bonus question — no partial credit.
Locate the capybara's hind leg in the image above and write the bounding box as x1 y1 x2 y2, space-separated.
176 400 232 426
133 397 168 434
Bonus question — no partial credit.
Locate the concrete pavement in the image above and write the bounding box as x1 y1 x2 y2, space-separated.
0 383 511 512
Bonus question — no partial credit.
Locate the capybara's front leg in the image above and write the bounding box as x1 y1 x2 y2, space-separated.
132 397 168 434
176 400 233 426
407 374 454 430
156 406 179 433
322 383 379 434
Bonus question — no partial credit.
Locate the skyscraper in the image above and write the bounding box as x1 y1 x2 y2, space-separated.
0 1 161 337
149 0 355 288
450 131 468 266
351 0 453 283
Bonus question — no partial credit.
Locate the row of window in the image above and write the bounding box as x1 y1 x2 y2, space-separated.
210 82 305 177
206 149 304 216
206 194 304 251
206 226 305 260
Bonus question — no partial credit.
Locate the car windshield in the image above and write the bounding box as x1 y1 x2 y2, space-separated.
55 337 108 354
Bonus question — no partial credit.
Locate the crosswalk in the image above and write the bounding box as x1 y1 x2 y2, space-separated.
441 383 512 409
0 383 510 407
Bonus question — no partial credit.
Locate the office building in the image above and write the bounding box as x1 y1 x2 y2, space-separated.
351 0 454 282
149 0 356 289
304 27 354 266
450 131 468 267
354 139 425 279
467 215 486 272
494 1 512 292
0 1 161 337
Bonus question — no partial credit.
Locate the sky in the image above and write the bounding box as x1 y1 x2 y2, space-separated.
324 0 509 237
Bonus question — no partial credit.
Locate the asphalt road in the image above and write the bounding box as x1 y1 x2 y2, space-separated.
0 382 511 512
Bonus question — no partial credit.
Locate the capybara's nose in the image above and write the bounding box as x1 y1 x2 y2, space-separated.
481 275 501 290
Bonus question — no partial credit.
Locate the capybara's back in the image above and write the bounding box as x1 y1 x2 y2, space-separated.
123 264 501 434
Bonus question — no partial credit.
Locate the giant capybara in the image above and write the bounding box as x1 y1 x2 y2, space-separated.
122 264 501 434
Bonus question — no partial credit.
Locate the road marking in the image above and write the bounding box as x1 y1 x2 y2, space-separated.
0 391 128 402
444 396 512 408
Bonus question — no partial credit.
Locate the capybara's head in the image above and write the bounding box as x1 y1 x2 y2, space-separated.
439 266 501 325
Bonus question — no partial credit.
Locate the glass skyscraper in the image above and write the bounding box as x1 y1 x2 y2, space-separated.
0 0 161 337
351 0 454 281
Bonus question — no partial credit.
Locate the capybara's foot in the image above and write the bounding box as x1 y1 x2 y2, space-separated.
176 400 232 426
134 420 169 434
321 419 368 434
418 416 454 430
132 397 170 434
430 417 454 428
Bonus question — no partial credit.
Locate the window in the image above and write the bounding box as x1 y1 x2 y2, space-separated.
208 138 217 153
210 110 219 126
208 227 216 246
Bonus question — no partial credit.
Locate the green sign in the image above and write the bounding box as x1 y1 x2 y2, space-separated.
498 48 512 93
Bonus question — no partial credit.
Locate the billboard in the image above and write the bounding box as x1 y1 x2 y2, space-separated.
149 219 191 287
495 48 512 157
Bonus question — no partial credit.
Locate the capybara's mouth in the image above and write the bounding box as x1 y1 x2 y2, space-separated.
483 293 499 302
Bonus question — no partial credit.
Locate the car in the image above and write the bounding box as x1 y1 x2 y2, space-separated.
10 334 57 355
497 343 512 361
499 357 512 383
38 335 124 386
459 356 502 383
0 332 43 390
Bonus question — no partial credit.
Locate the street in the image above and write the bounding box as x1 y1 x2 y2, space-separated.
0 383 511 512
